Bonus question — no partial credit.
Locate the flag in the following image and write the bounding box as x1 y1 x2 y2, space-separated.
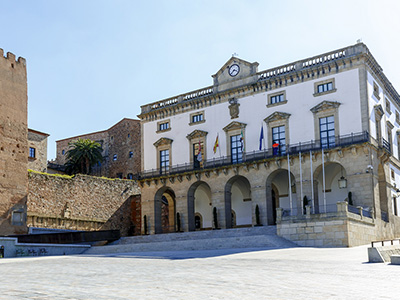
197 142 202 162
259 125 264 151
240 130 245 152
213 134 219 154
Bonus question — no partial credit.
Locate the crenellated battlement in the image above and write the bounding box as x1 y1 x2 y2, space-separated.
0 48 26 65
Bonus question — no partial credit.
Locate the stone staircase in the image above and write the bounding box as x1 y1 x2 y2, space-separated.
84 226 297 255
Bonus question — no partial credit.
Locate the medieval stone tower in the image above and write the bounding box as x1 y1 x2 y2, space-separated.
0 49 28 235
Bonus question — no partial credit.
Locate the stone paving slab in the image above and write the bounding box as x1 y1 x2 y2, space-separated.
1 245 400 299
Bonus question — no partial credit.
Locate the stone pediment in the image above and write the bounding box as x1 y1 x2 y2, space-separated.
153 137 173 147
212 56 259 91
186 130 208 140
310 101 340 114
264 111 291 124
374 104 384 118
223 121 247 132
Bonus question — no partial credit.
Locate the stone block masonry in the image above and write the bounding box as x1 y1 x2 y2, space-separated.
28 171 141 236
0 49 28 235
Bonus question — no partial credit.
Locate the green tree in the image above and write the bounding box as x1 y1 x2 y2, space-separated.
65 138 103 175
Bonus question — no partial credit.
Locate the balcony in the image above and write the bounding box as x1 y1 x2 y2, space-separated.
139 131 369 180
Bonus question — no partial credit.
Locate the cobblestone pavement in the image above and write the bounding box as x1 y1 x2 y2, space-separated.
0 245 399 299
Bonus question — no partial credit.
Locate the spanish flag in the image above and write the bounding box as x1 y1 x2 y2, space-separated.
213 134 219 154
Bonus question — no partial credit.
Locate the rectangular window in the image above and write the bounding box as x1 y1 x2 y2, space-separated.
373 82 380 99
159 122 169 131
320 116 335 148
192 114 203 123
129 151 133 158
394 197 398 216
386 99 391 114
29 147 36 158
270 94 284 104
113 154 117 161
193 142 204 169
160 149 169 173
396 111 400 124
230 134 243 164
272 126 286 155
391 169 395 180
317 82 333 93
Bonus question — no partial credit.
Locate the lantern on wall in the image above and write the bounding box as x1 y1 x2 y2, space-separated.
338 166 347 189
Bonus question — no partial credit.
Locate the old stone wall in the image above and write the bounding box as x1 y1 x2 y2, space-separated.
27 171 141 236
28 129 49 173
54 118 141 179
54 130 109 170
107 118 141 179
0 49 28 235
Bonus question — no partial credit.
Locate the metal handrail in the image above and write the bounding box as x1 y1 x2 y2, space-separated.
139 131 369 180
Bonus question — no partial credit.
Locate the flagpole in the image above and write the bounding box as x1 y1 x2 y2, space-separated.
263 123 266 150
299 151 303 214
322 148 326 213
287 153 293 216
310 150 314 214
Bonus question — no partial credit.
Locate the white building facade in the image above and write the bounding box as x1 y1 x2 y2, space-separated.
138 43 400 246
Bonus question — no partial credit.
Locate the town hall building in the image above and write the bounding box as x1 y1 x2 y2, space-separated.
137 42 400 247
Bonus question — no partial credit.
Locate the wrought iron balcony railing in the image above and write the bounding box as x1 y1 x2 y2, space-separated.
138 131 369 180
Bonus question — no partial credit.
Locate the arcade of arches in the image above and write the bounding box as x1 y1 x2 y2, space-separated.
141 149 382 235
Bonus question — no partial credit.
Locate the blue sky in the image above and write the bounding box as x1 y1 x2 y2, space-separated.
1 0 400 159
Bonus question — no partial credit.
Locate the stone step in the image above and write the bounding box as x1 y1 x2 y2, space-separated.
84 226 297 255
112 226 278 245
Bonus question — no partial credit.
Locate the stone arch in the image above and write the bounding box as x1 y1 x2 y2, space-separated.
266 169 297 224
224 175 252 228
187 181 212 231
313 162 348 213
154 186 176 234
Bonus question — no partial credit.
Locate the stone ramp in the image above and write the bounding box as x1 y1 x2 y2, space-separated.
84 226 297 255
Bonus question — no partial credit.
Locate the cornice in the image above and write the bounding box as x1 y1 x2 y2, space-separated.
138 43 400 123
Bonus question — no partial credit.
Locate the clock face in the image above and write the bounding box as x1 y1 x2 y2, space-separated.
229 64 240 77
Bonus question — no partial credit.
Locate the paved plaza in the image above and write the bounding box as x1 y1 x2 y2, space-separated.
0 245 399 299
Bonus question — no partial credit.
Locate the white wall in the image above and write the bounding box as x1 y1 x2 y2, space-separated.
194 184 212 228
143 68 362 170
367 71 400 160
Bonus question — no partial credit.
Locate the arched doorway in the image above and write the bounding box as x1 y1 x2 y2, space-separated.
225 176 252 228
154 187 176 234
188 181 212 231
313 162 349 213
266 169 297 224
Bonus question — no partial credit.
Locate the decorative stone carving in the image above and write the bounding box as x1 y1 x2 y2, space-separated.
374 104 384 119
264 111 291 124
186 129 208 140
337 149 344 158
275 159 281 168
186 174 191 181
310 100 340 114
169 177 175 184
177 175 183 182
153 137 173 147
223 121 247 132
228 98 240 119
195 173 201 180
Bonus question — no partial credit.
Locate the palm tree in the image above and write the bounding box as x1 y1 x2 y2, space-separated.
65 138 103 175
